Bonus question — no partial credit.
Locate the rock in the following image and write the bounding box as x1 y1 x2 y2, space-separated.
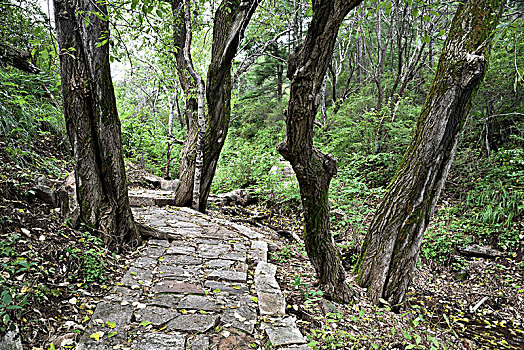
152 280 204 294
254 262 279 292
32 182 57 206
458 244 503 258
456 269 469 281
57 172 79 226
143 175 162 188
134 333 186 350
167 314 218 332
187 335 210 350
221 298 257 334
0 324 22 350
249 240 268 263
217 333 255 350
204 281 249 295
160 179 180 191
134 306 177 325
258 291 286 316
177 295 221 311
208 270 247 283
148 294 180 308
269 161 296 181
76 302 133 349
264 317 306 347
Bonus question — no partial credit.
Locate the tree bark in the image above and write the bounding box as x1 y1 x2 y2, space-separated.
0 43 40 74
356 0 503 306
54 0 141 249
170 0 199 206
174 0 259 212
277 0 362 302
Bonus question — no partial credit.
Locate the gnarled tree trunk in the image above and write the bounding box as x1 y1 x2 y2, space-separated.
172 0 259 212
277 0 362 302
356 0 503 306
54 0 140 249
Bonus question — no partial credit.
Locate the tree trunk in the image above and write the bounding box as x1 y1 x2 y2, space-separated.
356 0 503 306
54 0 141 249
174 0 259 212
170 0 199 207
278 0 362 303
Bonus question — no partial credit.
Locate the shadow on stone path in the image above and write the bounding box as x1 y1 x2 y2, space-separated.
76 203 309 350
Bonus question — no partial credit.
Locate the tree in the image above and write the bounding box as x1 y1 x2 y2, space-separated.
54 0 141 248
356 0 504 306
171 0 259 212
277 0 362 302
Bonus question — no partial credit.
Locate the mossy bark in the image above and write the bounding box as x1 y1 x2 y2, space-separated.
356 0 503 306
54 0 140 249
172 0 259 212
278 0 362 302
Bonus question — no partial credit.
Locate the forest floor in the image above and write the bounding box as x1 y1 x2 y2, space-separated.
0 133 522 349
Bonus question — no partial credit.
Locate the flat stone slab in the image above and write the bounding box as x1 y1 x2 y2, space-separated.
120 267 153 287
166 245 196 255
129 190 176 207
148 294 180 308
156 264 200 280
167 314 218 332
134 257 158 269
258 291 286 316
204 281 249 295
153 281 204 295
255 262 279 292
108 286 142 302
133 333 186 350
134 306 177 325
208 270 247 282
162 254 203 266
77 302 133 348
177 295 222 311
264 317 306 347
221 304 257 334
206 259 235 269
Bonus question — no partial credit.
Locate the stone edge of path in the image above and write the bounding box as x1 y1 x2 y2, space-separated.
210 213 308 349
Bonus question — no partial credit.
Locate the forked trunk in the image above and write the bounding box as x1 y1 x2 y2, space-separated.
356 0 503 306
54 0 140 249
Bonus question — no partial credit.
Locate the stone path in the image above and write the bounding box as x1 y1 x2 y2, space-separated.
76 202 309 350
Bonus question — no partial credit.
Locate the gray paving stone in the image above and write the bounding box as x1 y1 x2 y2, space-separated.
77 302 133 348
250 240 268 263
153 280 204 294
258 291 286 316
134 333 186 350
166 314 218 332
206 259 235 269
221 300 257 334
156 264 200 280
166 245 196 255
148 294 180 308
198 243 231 258
133 256 158 269
148 239 171 248
134 306 177 325
264 317 306 347
108 286 141 302
204 281 249 295
187 334 210 350
120 267 153 287
162 254 203 266
254 262 279 292
229 223 261 240
219 251 247 262
208 270 247 282
177 295 222 311
143 245 166 259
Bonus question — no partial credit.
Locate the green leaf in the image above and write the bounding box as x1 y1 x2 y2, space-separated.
139 321 151 326
106 321 116 328
412 7 419 18
107 331 117 338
